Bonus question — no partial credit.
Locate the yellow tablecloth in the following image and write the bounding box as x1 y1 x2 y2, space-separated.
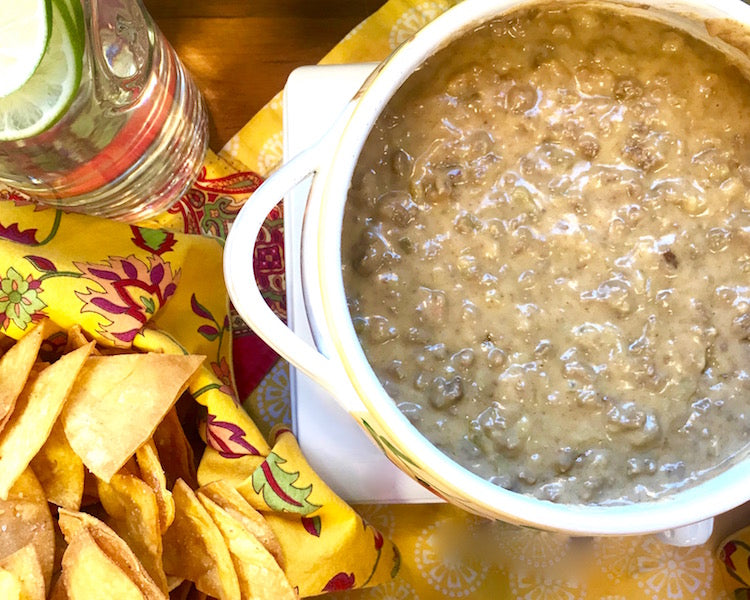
1 1 749 598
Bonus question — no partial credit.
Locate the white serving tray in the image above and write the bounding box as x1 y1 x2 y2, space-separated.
284 63 439 504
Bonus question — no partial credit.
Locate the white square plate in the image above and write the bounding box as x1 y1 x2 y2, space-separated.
284 63 440 504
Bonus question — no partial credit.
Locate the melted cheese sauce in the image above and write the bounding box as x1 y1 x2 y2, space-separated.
342 5 750 503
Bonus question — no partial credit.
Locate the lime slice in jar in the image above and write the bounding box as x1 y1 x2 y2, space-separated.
0 0 52 97
0 0 84 141
55 0 85 52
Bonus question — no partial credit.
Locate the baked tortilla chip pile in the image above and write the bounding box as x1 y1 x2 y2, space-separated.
0 321 298 600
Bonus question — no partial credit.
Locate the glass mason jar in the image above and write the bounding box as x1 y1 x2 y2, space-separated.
0 0 209 221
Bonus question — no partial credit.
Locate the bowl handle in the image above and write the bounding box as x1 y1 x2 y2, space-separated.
224 139 357 412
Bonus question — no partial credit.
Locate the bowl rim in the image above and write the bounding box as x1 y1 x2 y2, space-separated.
309 0 750 533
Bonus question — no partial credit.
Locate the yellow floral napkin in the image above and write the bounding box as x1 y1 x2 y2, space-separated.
0 184 398 597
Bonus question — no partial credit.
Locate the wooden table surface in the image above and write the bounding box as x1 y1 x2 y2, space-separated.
143 0 386 151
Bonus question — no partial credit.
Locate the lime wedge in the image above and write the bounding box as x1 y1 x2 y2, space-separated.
0 0 83 141
55 0 84 52
0 0 52 97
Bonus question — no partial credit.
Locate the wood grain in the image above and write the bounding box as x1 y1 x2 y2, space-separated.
144 0 385 149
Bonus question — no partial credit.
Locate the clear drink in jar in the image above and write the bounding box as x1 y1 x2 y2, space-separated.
0 0 208 221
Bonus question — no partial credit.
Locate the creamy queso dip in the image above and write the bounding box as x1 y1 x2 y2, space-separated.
341 4 750 504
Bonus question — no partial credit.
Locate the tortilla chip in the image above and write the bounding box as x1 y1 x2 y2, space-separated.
153 408 197 489
198 494 297 600
29 362 48 375
58 509 164 600
61 528 146 600
0 469 55 589
162 480 240 600
30 420 84 510
63 326 99 355
0 545 45 600
135 439 175 533
0 343 93 499
167 576 184 592
0 570 22 599
197 481 284 569
61 354 204 482
98 473 167 594
0 322 46 433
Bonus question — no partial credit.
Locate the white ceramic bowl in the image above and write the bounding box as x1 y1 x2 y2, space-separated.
225 0 750 543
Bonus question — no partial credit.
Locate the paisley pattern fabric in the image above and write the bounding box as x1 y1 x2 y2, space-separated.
0 148 399 598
